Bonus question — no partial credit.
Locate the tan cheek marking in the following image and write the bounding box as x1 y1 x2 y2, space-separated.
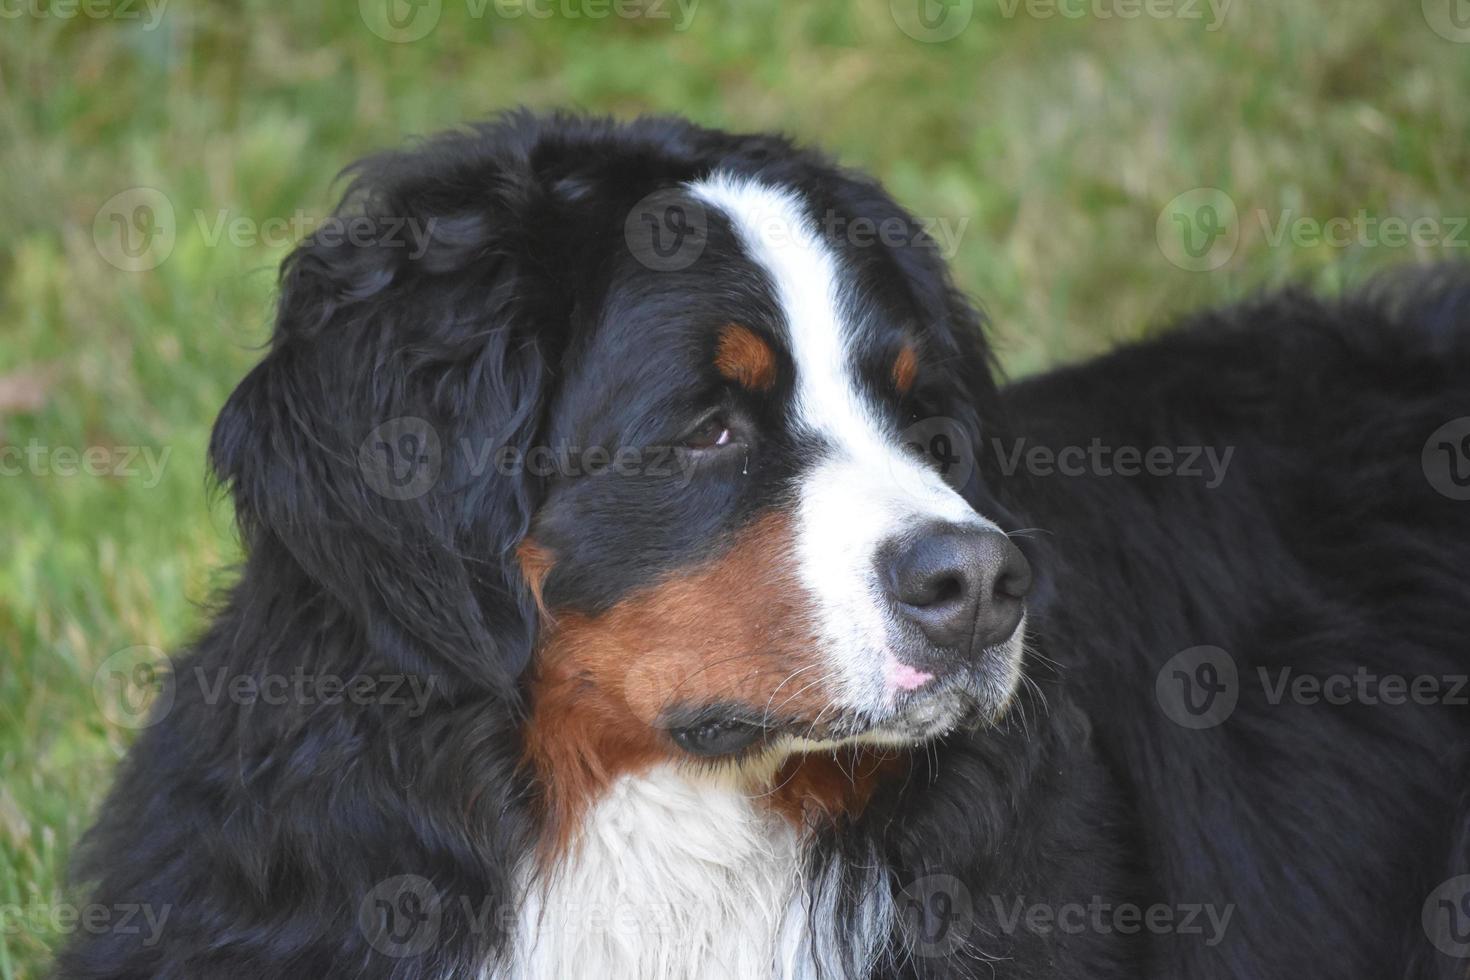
523 511 834 853
766 750 909 825
715 323 777 392
892 342 919 395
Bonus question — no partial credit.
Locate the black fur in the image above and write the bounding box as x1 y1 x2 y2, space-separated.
58 113 1470 979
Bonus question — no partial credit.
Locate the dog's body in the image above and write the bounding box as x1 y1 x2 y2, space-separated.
60 114 1470 979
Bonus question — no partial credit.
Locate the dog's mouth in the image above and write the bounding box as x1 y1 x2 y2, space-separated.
664 657 1019 760
796 673 1006 749
798 627 1029 750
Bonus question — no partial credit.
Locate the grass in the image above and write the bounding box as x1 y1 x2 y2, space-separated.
2 1 1468 975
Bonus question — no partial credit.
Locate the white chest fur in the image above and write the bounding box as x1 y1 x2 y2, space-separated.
497 764 883 980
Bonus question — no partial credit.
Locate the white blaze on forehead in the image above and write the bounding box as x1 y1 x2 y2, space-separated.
689 173 871 444
689 173 994 714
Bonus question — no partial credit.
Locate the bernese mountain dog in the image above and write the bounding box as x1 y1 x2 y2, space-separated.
60 112 1470 979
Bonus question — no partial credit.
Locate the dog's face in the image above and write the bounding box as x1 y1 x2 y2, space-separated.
211 117 1034 831
522 173 1032 779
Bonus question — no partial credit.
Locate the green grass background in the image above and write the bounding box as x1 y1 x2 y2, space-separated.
2 1 1468 975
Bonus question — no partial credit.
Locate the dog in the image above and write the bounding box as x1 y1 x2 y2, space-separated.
60 111 1470 979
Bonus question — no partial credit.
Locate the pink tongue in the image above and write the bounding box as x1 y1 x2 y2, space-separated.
885 659 934 692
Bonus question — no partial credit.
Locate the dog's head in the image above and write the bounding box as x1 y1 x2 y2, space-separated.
211 112 1033 830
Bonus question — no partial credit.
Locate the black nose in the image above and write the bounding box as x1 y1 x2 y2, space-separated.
884 526 1032 652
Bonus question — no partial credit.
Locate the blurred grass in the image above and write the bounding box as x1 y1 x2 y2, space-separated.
2 1 1468 975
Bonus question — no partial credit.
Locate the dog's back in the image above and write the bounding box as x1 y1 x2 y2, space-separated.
1004 268 1470 979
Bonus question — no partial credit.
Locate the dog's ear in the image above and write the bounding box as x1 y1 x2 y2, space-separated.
209 134 559 693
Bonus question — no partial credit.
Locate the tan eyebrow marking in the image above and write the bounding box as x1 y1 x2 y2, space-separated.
715 323 777 392
892 342 919 395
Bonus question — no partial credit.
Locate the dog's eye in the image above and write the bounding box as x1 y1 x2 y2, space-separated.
682 414 734 451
